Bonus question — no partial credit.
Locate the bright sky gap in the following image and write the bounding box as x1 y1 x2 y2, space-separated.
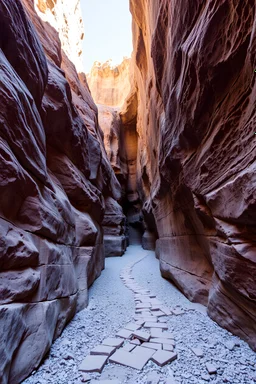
80 0 133 73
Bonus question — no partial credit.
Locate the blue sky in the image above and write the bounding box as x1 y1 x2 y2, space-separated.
80 0 133 73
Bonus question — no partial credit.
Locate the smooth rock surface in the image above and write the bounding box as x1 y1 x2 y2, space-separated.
127 0 256 350
0 0 123 382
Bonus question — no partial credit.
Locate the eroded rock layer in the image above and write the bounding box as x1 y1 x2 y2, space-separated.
127 0 256 350
87 58 131 108
0 0 123 382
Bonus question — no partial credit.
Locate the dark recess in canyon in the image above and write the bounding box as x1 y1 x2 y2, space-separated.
0 0 255 382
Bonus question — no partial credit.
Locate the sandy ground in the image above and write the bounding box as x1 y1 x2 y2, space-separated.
23 245 256 384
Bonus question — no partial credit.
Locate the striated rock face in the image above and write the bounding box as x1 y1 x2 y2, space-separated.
35 0 84 72
0 0 122 382
128 0 256 350
87 58 131 107
89 58 141 252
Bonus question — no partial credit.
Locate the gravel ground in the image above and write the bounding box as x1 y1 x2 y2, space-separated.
23 246 256 384
132 251 256 384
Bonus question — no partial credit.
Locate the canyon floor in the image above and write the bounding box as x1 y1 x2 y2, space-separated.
23 246 256 384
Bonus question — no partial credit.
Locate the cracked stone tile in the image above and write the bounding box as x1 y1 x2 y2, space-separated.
150 310 165 317
142 317 158 323
102 338 124 348
172 308 184 316
160 307 172 316
124 323 141 332
141 342 162 350
150 328 164 338
151 305 161 311
158 318 168 323
150 338 175 346
132 330 150 342
150 299 162 305
151 350 178 367
116 329 132 339
144 322 168 330
136 303 152 309
121 343 136 352
205 362 217 374
163 344 174 352
90 345 116 356
79 355 108 373
191 347 204 357
109 346 154 370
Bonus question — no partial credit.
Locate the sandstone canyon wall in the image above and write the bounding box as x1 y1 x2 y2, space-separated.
87 58 131 108
127 0 256 350
0 0 123 382
87 58 143 252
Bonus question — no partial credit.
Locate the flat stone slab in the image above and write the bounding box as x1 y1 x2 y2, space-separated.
109 346 154 370
151 305 161 311
150 338 175 346
160 307 172 316
141 342 162 350
163 344 174 352
136 303 151 309
124 322 141 332
79 355 108 373
90 345 116 356
159 318 168 323
116 329 132 339
135 320 145 326
172 308 184 316
150 299 162 305
151 310 165 317
102 338 124 348
132 330 150 342
151 350 178 367
191 347 204 357
142 317 158 323
206 362 217 374
132 346 156 360
135 310 151 315
150 328 164 338
144 322 168 330
122 343 136 352
137 298 152 303
130 339 141 345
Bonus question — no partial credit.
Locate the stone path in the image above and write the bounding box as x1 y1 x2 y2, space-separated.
23 246 256 384
78 255 178 380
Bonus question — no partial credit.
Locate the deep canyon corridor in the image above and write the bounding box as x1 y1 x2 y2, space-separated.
0 0 255 383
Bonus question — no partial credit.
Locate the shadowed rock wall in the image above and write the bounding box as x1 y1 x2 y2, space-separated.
0 0 122 382
128 0 256 350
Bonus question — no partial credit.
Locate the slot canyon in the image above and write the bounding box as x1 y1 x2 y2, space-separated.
0 0 255 383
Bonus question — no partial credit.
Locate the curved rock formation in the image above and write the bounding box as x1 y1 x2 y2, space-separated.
0 0 123 382
127 0 256 351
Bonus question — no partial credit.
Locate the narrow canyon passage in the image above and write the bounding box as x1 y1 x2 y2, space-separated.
23 245 255 384
0 0 255 383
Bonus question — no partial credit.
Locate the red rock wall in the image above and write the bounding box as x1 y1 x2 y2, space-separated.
128 0 256 350
0 1 122 382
